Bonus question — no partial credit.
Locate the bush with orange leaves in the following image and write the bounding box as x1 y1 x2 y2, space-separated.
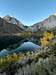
41 31 54 47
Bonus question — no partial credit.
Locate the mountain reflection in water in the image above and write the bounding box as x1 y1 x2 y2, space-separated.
15 42 40 52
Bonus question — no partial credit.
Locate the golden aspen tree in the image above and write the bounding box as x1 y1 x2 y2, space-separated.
41 31 54 47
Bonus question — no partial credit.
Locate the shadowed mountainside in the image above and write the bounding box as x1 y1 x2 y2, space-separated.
0 15 27 35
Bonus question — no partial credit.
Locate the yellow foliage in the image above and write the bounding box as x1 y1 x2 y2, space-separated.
0 53 25 64
41 31 54 47
41 38 49 47
44 32 54 40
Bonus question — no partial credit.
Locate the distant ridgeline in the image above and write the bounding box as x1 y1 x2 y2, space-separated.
0 14 56 50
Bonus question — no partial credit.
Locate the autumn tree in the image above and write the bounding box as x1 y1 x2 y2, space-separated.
41 31 54 47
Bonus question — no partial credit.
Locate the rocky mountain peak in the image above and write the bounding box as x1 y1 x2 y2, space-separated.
0 15 26 35
3 15 19 25
31 14 56 32
52 13 56 16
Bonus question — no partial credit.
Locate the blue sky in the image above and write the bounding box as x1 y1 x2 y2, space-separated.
0 0 56 26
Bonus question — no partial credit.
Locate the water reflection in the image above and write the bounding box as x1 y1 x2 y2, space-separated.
16 42 40 52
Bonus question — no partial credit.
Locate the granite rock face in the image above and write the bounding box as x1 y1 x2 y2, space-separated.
0 16 26 35
31 15 56 32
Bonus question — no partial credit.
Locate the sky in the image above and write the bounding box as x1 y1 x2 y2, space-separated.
0 0 56 26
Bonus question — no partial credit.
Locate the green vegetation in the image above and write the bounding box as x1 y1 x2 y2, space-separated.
0 31 56 75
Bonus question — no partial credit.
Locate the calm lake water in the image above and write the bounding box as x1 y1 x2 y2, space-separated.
0 42 40 57
15 42 40 52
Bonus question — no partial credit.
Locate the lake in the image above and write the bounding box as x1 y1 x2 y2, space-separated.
0 42 40 57
15 41 40 53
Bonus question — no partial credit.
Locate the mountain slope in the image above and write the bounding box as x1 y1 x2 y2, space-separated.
0 14 56 34
0 15 26 35
31 14 56 32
